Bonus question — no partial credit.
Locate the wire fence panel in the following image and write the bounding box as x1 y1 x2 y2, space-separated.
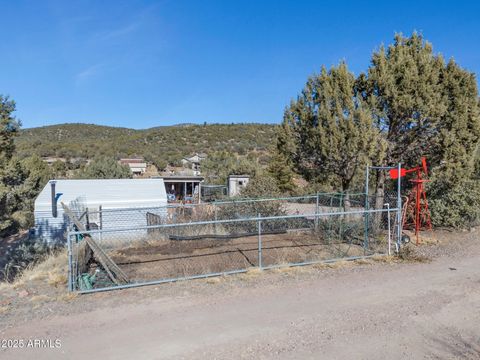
80 193 379 232
67 205 398 293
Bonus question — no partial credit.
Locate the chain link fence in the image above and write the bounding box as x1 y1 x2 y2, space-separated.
77 192 377 231
67 194 399 293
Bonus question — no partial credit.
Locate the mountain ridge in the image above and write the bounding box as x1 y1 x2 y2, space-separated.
15 122 278 166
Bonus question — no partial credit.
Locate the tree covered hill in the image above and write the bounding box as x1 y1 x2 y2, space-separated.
14 123 278 165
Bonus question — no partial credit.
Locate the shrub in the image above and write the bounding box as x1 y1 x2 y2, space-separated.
428 179 480 228
217 174 286 233
2 236 54 281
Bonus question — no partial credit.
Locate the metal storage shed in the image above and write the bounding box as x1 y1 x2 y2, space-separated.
34 179 168 244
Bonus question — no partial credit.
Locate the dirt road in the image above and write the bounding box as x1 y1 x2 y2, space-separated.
1 231 480 359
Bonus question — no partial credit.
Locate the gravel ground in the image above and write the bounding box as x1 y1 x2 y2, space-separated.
0 229 479 359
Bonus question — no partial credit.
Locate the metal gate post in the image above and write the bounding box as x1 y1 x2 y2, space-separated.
364 165 369 250
258 214 262 269
315 192 319 231
214 204 218 235
67 232 73 292
339 192 344 241
396 163 402 248
385 203 391 256
99 205 103 242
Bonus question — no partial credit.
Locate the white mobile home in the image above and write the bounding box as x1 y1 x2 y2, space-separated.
34 179 168 244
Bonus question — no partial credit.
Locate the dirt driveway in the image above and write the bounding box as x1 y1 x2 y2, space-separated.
1 230 479 359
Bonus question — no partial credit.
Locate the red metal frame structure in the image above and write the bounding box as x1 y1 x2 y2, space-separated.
389 157 432 244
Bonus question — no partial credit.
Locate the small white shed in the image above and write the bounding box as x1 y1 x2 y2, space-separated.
34 179 168 244
228 175 250 197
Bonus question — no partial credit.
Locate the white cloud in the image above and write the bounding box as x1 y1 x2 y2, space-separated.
95 22 139 42
75 63 103 84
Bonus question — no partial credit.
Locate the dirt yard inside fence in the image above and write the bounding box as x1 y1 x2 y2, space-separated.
107 231 370 283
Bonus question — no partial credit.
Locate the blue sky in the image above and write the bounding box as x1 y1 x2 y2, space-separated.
2 0 480 129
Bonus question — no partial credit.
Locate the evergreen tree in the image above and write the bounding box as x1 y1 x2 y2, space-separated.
77 156 132 179
358 33 480 212
357 33 446 167
267 149 296 194
0 97 21 235
0 96 19 166
201 151 260 185
51 160 68 178
280 62 381 208
433 60 480 185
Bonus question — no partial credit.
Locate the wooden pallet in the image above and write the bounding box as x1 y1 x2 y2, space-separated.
62 203 129 285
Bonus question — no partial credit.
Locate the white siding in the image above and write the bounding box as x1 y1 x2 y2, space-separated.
34 179 167 244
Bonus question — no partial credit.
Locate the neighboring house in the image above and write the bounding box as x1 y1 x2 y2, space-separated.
181 153 207 175
228 175 250 197
34 179 168 244
161 175 204 203
119 158 147 176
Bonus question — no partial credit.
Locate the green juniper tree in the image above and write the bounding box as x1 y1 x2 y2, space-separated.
433 59 480 184
0 98 51 234
0 96 19 166
267 148 296 194
280 62 381 209
427 60 480 227
0 96 21 235
76 156 132 179
357 33 480 216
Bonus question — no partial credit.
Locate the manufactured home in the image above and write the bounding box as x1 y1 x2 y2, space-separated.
34 179 168 244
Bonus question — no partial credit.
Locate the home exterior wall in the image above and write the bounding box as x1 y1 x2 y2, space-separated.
119 159 147 174
34 179 167 244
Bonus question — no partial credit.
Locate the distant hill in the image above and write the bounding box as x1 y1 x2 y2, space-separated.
15 123 278 165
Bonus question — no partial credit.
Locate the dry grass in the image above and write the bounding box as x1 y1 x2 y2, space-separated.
57 292 78 302
238 267 263 280
0 306 10 314
371 255 396 263
205 276 223 284
397 246 430 263
310 256 393 270
354 258 374 265
323 259 354 269
272 265 310 274
403 230 438 245
48 273 68 287
0 282 12 292
311 262 331 270
6 249 67 290
244 268 263 277
29 295 51 303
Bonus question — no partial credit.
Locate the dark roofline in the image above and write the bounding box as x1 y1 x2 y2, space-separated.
152 175 204 181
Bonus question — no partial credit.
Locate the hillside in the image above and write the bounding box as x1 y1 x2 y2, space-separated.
14 123 278 165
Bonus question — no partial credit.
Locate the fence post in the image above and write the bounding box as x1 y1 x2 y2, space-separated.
214 204 218 235
396 163 402 249
67 232 73 292
99 205 103 242
258 213 262 270
364 165 369 250
339 192 344 240
315 192 319 231
385 203 391 256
